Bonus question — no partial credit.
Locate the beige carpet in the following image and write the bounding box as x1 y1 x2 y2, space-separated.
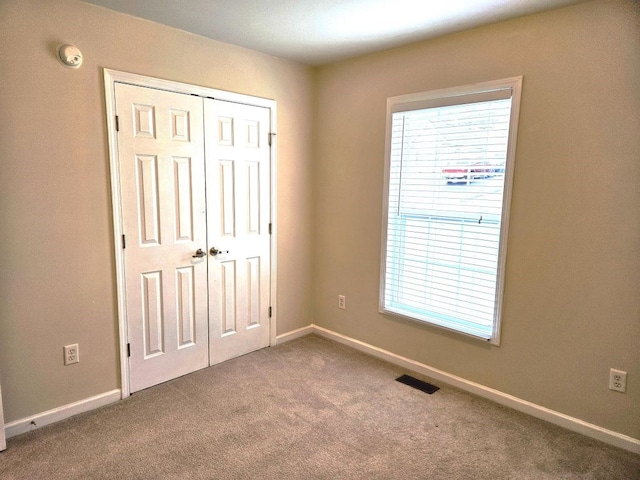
1 335 639 479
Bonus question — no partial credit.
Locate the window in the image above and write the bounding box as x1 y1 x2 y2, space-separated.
380 77 522 344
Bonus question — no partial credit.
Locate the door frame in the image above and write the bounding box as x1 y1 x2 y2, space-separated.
103 69 278 398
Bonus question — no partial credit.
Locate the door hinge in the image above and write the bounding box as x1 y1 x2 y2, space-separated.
127 343 131 357
268 132 276 147
268 223 272 235
115 115 120 132
122 234 126 249
268 307 272 318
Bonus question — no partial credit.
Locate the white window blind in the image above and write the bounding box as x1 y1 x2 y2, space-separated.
380 78 521 344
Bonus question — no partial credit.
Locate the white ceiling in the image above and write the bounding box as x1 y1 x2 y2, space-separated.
83 0 585 66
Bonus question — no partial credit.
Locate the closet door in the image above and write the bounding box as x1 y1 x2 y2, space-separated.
115 83 209 393
204 99 272 364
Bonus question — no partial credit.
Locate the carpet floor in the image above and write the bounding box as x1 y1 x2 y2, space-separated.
1 334 639 479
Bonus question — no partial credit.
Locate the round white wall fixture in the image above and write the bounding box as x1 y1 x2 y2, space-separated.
57 44 83 68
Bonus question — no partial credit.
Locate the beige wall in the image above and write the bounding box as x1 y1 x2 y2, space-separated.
313 0 640 439
0 0 314 422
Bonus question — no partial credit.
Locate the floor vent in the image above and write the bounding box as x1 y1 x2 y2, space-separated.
396 374 439 394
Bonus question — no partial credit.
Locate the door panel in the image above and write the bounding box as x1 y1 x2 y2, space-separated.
205 99 271 364
115 83 209 393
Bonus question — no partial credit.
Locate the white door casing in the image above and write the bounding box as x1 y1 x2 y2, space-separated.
105 70 277 397
0 380 6 451
205 100 272 364
115 83 209 393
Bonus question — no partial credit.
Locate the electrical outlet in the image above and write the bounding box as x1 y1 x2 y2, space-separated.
338 295 346 310
64 344 79 366
609 368 627 393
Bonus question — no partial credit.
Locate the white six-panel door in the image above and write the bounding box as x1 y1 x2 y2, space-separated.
116 83 209 392
205 100 271 365
114 82 272 392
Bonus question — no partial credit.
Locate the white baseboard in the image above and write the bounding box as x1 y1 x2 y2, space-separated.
276 325 315 344
4 389 121 439
307 325 640 455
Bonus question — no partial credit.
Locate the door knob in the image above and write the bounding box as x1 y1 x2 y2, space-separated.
192 248 206 258
209 247 229 256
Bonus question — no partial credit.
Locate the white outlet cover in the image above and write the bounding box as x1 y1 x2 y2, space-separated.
609 368 627 393
64 344 80 365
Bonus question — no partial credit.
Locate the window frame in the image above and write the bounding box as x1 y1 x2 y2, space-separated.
379 77 523 346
